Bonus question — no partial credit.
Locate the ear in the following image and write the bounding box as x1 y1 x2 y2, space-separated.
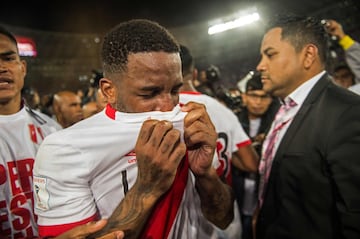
303 44 318 69
100 78 116 104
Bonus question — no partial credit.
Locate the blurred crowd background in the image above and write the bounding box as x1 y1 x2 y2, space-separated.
1 0 359 110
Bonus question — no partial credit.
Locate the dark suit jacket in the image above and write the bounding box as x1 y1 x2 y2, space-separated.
256 74 360 239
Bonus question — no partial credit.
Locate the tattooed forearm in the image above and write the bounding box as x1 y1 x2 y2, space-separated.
195 171 234 229
90 186 158 239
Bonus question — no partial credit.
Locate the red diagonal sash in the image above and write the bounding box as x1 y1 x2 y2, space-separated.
140 154 189 239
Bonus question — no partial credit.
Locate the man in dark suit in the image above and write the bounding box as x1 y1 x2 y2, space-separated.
254 14 360 239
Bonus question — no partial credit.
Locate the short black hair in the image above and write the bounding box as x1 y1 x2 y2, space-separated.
0 25 19 52
333 63 352 73
101 19 180 76
179 44 194 76
266 14 328 63
333 63 355 84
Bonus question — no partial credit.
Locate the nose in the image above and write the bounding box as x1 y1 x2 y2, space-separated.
155 94 177 112
256 57 265 72
0 62 7 72
76 105 83 112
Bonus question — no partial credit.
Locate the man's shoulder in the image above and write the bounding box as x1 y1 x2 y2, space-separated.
25 107 62 131
326 82 360 106
308 82 360 124
180 92 234 114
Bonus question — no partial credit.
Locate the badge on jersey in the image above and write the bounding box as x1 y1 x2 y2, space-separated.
33 176 50 210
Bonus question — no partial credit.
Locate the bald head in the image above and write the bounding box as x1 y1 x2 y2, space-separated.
53 91 83 128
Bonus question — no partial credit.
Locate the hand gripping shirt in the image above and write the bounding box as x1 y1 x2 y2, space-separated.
34 104 220 238
0 106 61 238
180 92 251 184
180 92 252 239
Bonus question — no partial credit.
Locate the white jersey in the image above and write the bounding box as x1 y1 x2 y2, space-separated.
180 92 251 184
180 92 251 239
0 106 61 238
33 104 220 238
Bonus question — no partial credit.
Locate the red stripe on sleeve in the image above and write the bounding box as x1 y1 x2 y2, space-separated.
38 214 98 237
236 139 252 148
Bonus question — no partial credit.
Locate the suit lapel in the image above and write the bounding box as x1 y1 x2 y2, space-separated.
267 74 331 183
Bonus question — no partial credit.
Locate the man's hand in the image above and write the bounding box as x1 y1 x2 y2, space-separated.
90 119 187 239
135 119 187 197
54 219 124 239
181 101 234 229
181 102 217 176
324 19 346 40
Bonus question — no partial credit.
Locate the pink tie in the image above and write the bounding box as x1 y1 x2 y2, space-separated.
258 99 297 207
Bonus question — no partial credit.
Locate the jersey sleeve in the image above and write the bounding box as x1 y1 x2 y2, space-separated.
230 113 252 152
33 133 97 237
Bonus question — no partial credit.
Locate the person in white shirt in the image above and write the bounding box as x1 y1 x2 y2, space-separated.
0 24 123 239
34 19 234 239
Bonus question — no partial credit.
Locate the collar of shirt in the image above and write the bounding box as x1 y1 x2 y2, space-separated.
286 70 326 108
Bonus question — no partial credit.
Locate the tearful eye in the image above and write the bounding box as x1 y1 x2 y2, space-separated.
139 89 160 99
171 88 180 95
139 94 155 99
171 83 183 95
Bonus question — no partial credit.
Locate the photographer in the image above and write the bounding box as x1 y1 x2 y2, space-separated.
79 70 103 105
215 86 244 114
195 65 222 97
324 19 360 92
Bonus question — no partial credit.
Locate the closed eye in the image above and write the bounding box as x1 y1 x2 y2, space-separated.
138 88 161 99
265 52 276 59
171 83 183 95
263 48 277 59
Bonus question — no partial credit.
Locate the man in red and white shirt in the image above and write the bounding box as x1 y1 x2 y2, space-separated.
0 25 124 239
0 25 61 238
34 19 234 238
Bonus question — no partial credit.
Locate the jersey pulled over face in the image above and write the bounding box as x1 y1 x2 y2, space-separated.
114 52 183 113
